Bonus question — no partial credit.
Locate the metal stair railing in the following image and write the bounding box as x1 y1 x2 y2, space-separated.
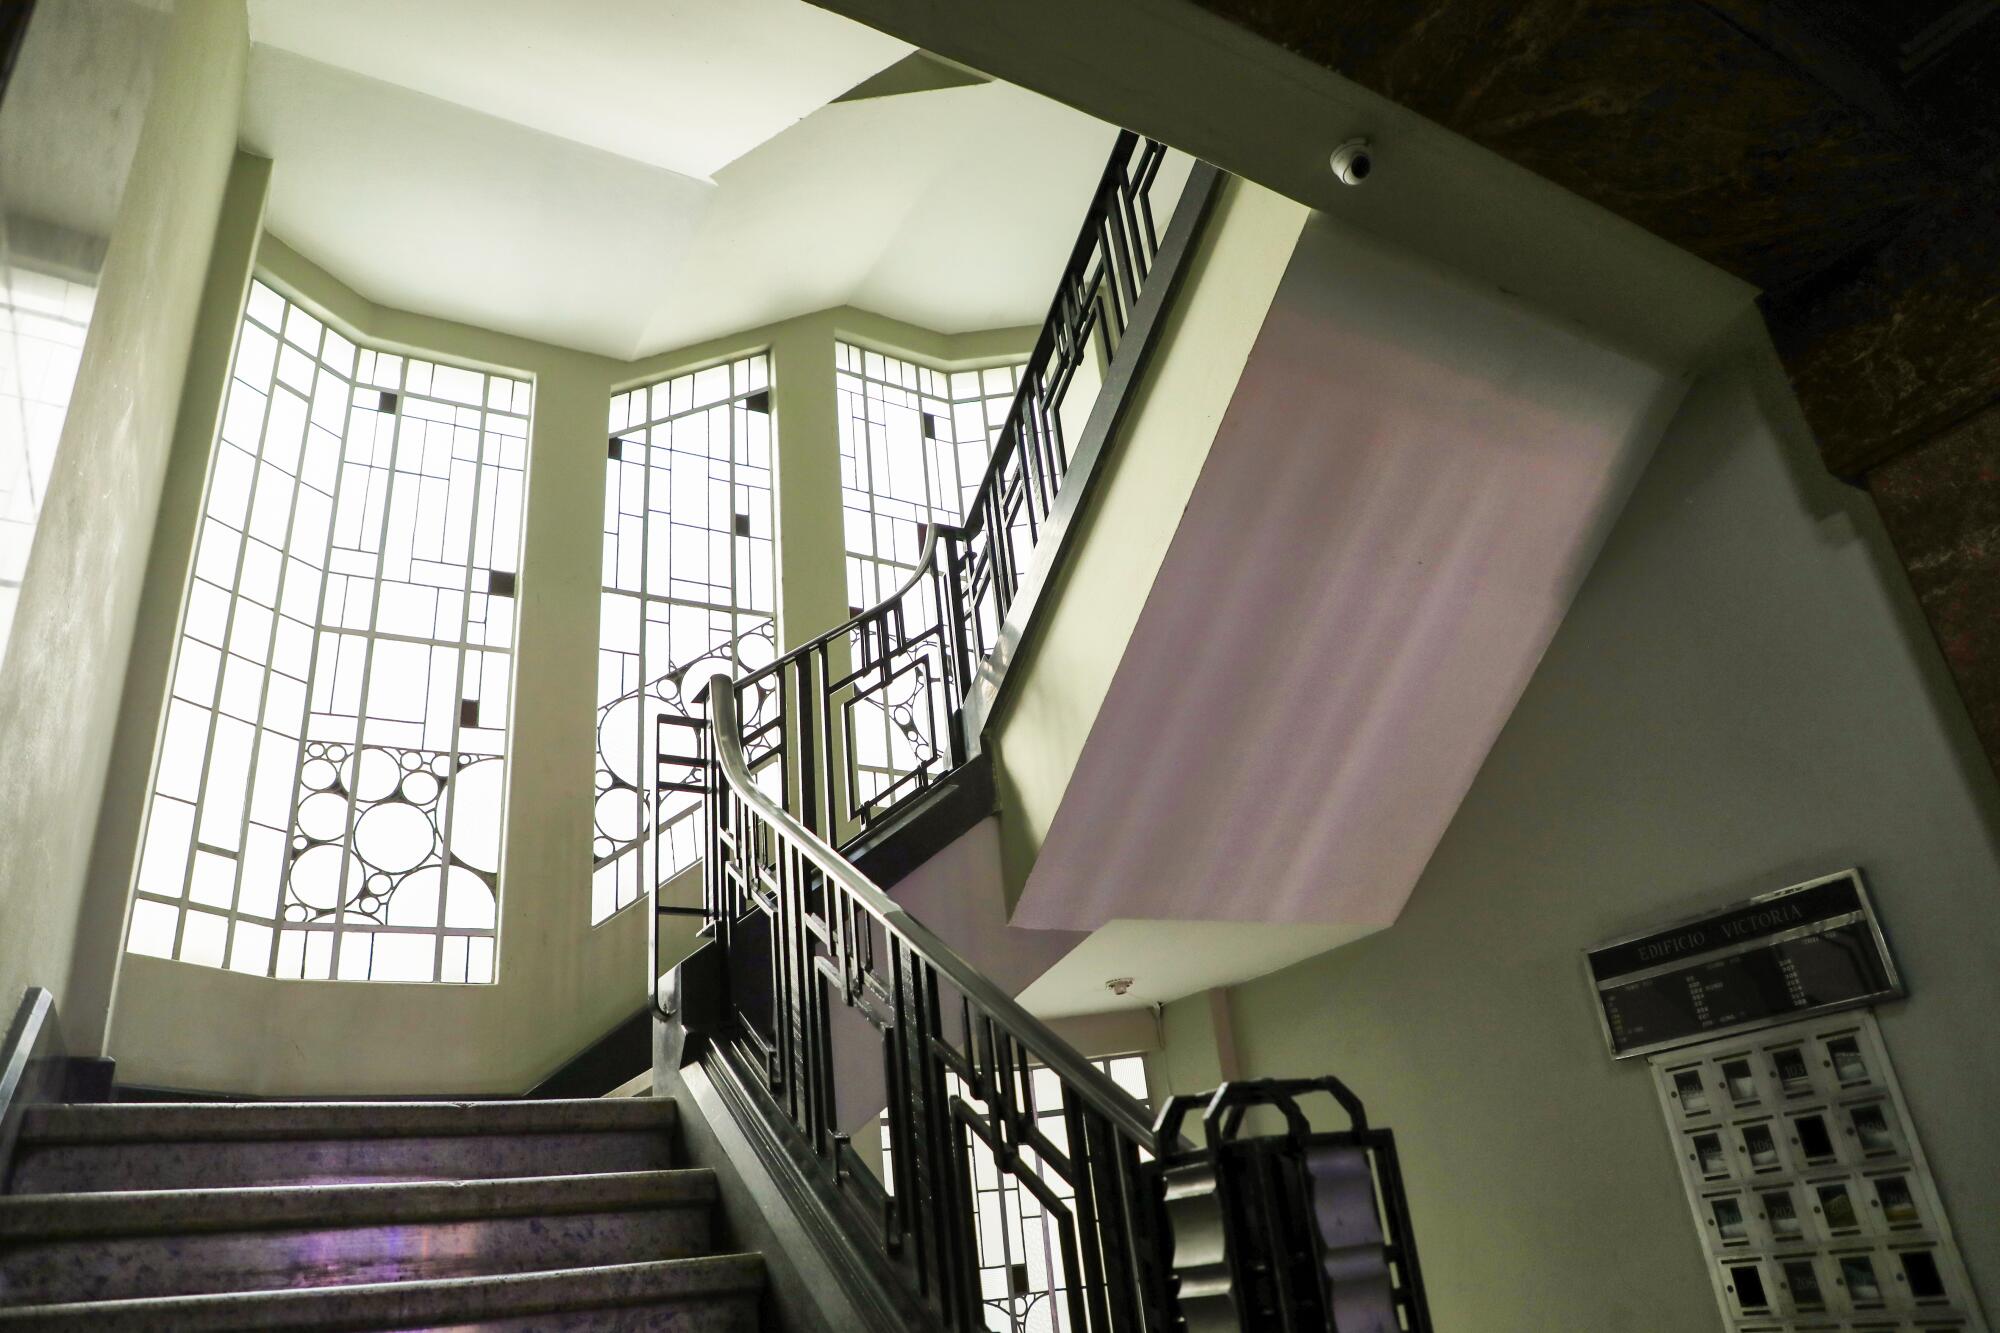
652 131 1432 1332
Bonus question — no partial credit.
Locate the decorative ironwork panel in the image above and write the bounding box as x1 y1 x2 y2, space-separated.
594 355 775 922
650 135 1433 1333
129 279 528 982
877 1054 1152 1332
690 680 1178 1332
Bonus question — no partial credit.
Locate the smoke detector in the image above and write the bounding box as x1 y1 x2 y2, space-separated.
1105 977 1135 997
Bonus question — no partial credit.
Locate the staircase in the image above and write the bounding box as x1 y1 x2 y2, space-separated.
0 1098 765 1329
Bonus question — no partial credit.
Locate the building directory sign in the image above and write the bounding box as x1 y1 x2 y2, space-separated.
1587 869 1902 1058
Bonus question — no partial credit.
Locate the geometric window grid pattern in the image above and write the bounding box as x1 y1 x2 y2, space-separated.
877 1053 1151 1333
834 341 1021 613
0 254 95 671
127 279 530 983
594 354 775 923
1650 1012 1987 1331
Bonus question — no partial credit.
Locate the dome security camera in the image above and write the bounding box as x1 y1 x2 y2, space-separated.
1329 138 1373 186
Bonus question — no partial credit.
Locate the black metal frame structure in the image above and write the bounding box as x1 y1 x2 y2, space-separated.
1154 1080 1433 1333
669 133 1215 866
653 133 1430 1331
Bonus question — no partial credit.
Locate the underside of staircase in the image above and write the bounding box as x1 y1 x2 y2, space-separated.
0 1098 765 1330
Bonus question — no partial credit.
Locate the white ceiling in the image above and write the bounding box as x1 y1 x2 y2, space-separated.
239 2 1120 360
1016 919 1380 1018
247 0 911 182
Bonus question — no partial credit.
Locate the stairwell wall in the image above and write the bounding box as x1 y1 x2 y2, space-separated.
0 0 250 1053
1192 317 2000 1328
987 175 1308 908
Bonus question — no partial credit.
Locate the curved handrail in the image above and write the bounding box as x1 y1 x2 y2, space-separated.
655 128 1229 1331
707 674 1158 1149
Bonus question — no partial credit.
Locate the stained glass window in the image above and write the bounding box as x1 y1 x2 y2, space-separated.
835 342 1021 612
593 356 775 923
126 279 529 983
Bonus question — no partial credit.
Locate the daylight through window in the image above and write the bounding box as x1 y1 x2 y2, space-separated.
835 342 1021 613
593 356 775 922
0 255 96 668
127 280 529 983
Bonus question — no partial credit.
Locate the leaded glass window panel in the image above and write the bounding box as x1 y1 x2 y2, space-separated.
127 279 530 983
593 355 775 923
835 342 1020 613
834 343 1020 815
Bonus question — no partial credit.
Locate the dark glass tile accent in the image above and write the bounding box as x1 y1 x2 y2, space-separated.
923 411 942 440
487 570 517 598
460 699 479 728
734 513 751 537
609 436 623 459
745 389 771 414
379 390 399 413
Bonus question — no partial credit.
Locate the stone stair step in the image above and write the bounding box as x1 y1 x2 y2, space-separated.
7 1100 677 1194
0 1169 717 1306
18 1099 676 1142
0 1253 764 1331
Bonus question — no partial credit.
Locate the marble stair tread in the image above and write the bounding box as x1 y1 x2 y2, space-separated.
0 1254 765 1331
0 1171 722 1305
6 1126 678 1195
0 1168 716 1239
18 1098 677 1144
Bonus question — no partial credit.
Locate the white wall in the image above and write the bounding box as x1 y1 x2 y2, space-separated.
1211 319 2000 1328
0 0 249 1049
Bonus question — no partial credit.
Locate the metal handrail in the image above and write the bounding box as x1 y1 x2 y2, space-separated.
731 520 958 695
707 677 1158 1149
650 125 1432 1331
655 129 1233 1331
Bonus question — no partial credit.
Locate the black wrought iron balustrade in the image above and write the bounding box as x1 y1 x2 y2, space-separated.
699 677 1177 1331
678 685 1432 1332
684 131 1204 858
649 127 1432 1330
